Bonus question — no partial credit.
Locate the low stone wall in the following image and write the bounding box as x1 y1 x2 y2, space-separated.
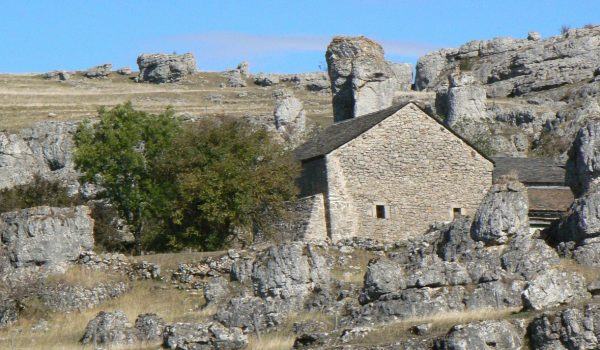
272 194 328 242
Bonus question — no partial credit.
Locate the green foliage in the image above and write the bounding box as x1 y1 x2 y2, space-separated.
74 102 180 254
154 118 300 251
0 176 79 213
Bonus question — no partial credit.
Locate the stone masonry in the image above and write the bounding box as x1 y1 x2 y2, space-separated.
295 103 493 242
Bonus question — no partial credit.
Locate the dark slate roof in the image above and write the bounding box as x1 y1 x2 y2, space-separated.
492 157 566 185
294 102 494 163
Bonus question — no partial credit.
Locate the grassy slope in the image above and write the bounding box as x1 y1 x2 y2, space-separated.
0 72 333 132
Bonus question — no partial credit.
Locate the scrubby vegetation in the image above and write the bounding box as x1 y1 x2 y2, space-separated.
74 103 299 254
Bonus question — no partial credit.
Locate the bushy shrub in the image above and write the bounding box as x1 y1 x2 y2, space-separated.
153 117 300 251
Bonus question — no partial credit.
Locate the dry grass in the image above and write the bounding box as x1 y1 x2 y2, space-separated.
556 258 600 281
247 333 296 350
46 265 126 288
0 280 204 350
0 73 332 132
355 307 521 345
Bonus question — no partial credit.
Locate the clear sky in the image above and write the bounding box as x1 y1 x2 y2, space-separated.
2 0 599 74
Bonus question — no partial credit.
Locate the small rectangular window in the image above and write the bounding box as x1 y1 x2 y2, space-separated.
453 208 462 219
376 205 386 219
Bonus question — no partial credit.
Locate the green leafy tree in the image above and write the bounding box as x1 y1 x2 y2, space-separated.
73 103 180 255
157 118 299 250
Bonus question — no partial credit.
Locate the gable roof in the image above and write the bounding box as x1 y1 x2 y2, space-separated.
294 102 494 163
492 157 566 185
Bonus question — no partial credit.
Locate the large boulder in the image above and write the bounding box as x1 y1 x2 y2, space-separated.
471 181 529 245
566 120 600 196
0 206 94 268
163 322 247 350
434 320 523 350
137 53 196 83
444 72 487 127
528 304 600 349
83 63 112 78
521 269 589 311
273 90 306 143
326 36 407 122
80 311 138 346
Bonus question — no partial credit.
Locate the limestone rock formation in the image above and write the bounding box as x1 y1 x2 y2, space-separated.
326 36 408 122
135 313 165 342
236 61 249 76
434 320 523 350
445 72 487 126
83 63 112 78
42 70 70 81
415 26 600 97
254 73 279 86
137 53 196 83
163 322 247 350
566 119 600 196
528 304 600 349
273 90 306 143
471 181 529 245
0 121 81 194
80 311 138 346
521 269 589 311
0 206 94 268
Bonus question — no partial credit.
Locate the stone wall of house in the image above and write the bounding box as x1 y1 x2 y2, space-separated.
271 194 328 242
297 157 327 197
326 104 493 241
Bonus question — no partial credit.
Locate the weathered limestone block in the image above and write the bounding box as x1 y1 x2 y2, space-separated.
566 120 600 196
528 304 600 350
326 36 405 122
273 90 306 143
0 206 94 267
471 181 529 245
137 53 196 83
522 269 590 310
445 72 487 127
434 320 523 350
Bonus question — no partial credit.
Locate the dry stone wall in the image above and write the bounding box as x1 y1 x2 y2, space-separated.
327 104 493 241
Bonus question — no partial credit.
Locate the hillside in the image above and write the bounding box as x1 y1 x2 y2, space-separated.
0 71 332 131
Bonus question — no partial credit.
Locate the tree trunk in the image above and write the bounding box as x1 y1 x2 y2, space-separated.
133 209 144 256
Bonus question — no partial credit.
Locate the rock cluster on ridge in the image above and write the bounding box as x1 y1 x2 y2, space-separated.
136 53 196 83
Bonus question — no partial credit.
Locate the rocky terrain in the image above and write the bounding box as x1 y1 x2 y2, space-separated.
2 25 600 349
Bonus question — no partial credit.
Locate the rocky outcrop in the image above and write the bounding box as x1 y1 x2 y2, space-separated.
0 121 81 194
83 63 112 78
326 36 409 122
163 322 247 350
42 70 70 81
434 320 523 350
80 311 138 346
416 26 600 97
521 269 589 310
528 304 600 349
137 53 196 83
471 181 529 245
444 72 487 126
0 206 94 268
273 90 306 143
81 311 165 346
566 120 600 196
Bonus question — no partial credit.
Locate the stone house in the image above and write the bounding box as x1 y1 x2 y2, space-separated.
492 157 573 231
291 102 494 242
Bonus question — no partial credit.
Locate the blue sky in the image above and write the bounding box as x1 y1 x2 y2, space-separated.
1 0 599 73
